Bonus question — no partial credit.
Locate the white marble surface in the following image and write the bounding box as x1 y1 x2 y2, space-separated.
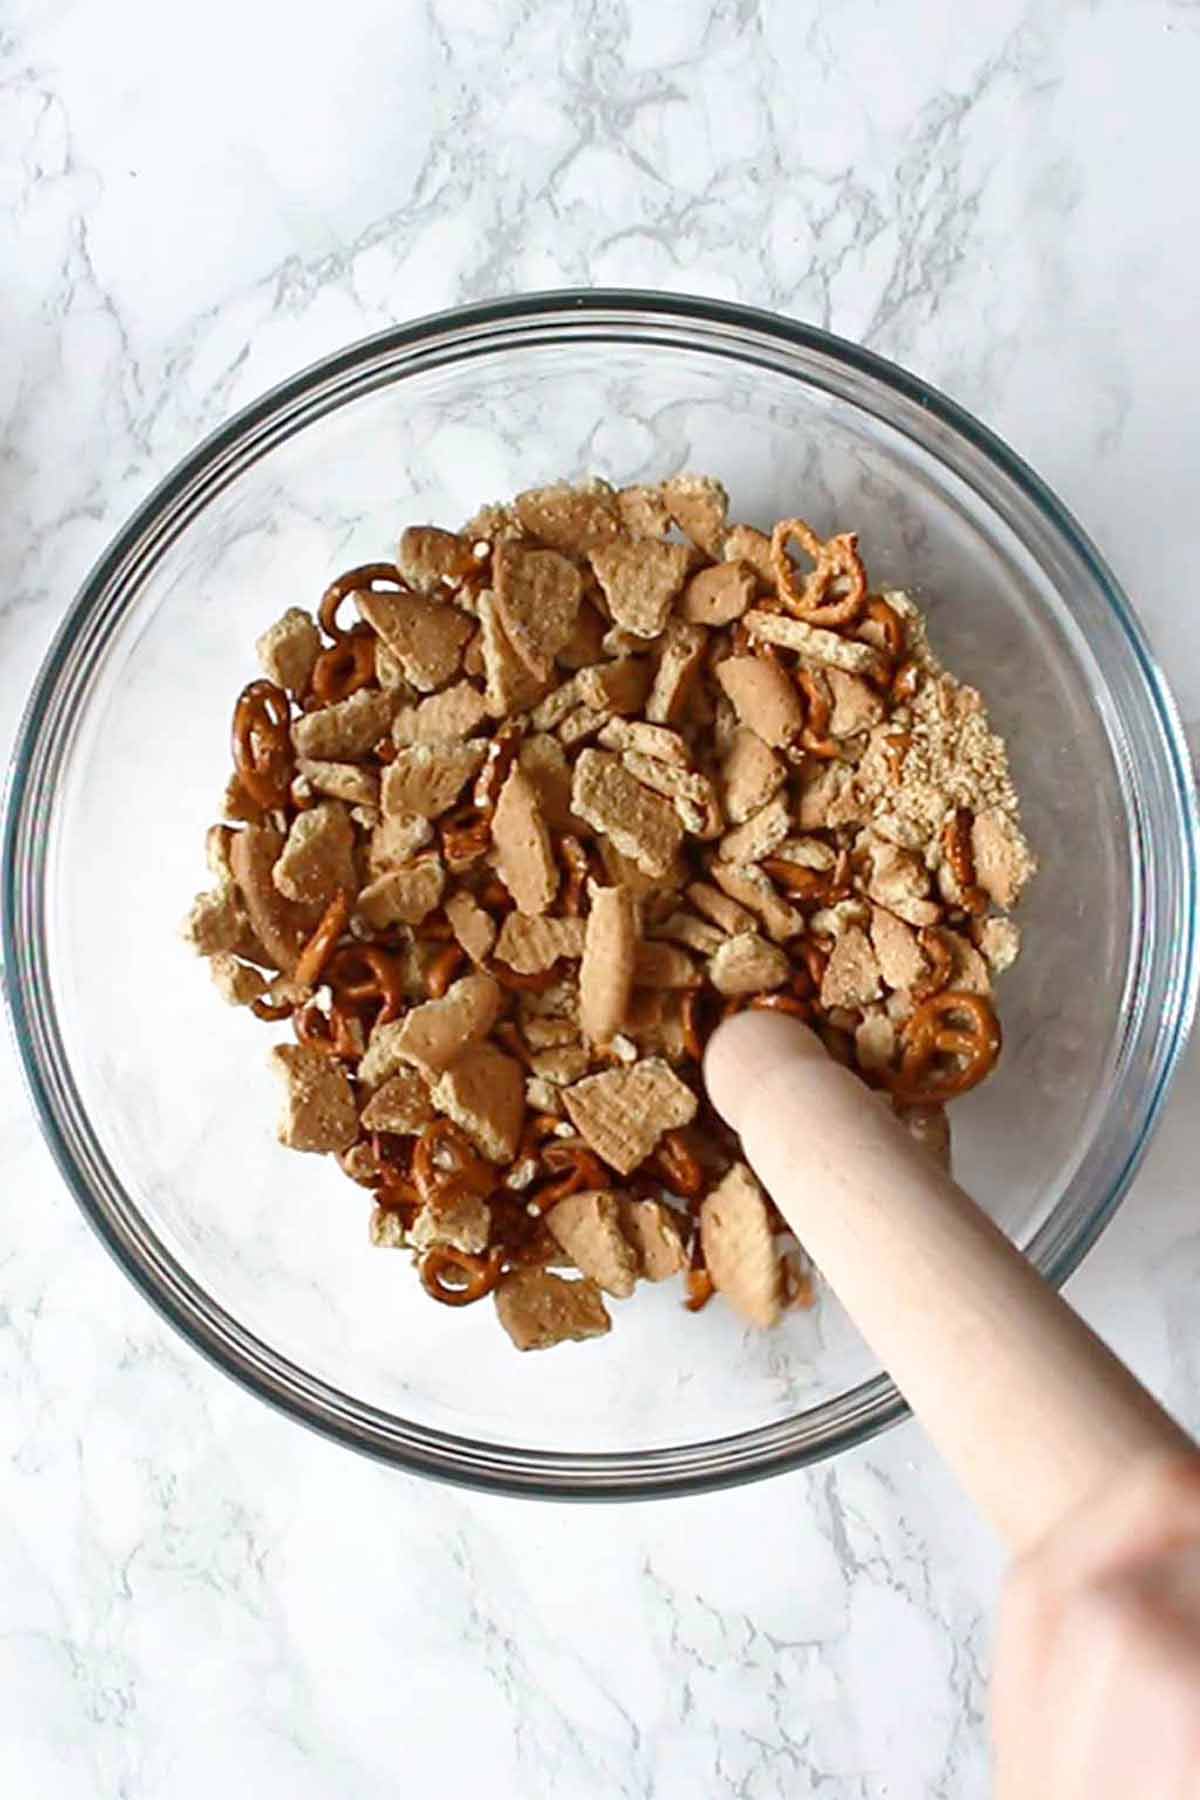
3 1 1199 1794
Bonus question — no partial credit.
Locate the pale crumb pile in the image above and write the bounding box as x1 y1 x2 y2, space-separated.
184 475 1035 1351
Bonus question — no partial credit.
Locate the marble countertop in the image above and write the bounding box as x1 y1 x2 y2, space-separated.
3 2 1198 1794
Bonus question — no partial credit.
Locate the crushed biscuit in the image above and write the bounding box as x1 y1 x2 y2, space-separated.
572 749 683 878
662 473 728 558
622 752 721 839
743 608 884 678
494 540 584 678
513 480 622 556
716 656 805 750
298 759 382 808
975 915 1021 975
445 890 498 964
410 1188 491 1256
721 524 774 588
644 620 708 727
291 688 397 761
432 1041 525 1163
708 861 805 943
616 483 674 539
720 728 786 825
620 1198 687 1281
271 1044 358 1154
392 681 490 746
397 525 476 592
708 931 790 997
597 717 690 765
516 733 575 832
972 808 1035 909
477 590 549 716
546 1191 639 1299
528 1044 591 1086
634 940 700 989
700 1163 780 1328
496 913 586 974
356 855 445 929
686 879 757 937
718 794 792 865
576 655 651 716
563 1057 697 1175
679 560 756 627
209 952 269 1007
649 911 727 957
369 811 435 873
826 668 886 738
356 589 473 694
869 906 931 992
820 926 883 1010
590 538 692 638
257 608 321 694
494 1269 612 1351
381 742 486 819
579 881 638 1043
360 1066 436 1135
272 801 357 908
389 972 503 1081
492 764 560 914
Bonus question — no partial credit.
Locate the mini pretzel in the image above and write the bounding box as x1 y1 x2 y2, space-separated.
941 808 988 914
892 659 921 705
419 1245 503 1307
760 856 831 900
771 518 867 631
864 596 907 661
425 943 467 999
750 988 813 1021
528 1140 612 1215
310 627 378 705
326 943 406 1025
791 666 841 760
412 1118 496 1205
913 926 955 1001
882 730 911 781
890 990 1001 1104
560 835 597 917
232 679 294 810
490 961 562 994
318 562 407 641
439 806 492 869
250 995 295 1023
294 889 351 988
371 1130 416 1186
684 1231 714 1313
293 996 362 1060
644 1129 705 1200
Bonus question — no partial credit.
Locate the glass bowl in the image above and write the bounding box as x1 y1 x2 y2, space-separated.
5 292 1196 1499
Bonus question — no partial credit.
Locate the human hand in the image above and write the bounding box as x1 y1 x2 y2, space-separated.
992 1452 1200 1799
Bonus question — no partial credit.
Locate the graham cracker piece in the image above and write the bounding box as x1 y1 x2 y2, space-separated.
862 837 940 927
720 727 786 825
623 989 690 1063
410 1189 491 1256
722 524 774 588
562 1057 698 1175
709 862 804 943
743 609 884 678
444 890 498 964
795 762 861 830
494 541 584 678
679 561 756 627
390 971 503 1080
571 749 683 878
869 906 930 992
297 759 381 808
855 1009 898 1076
645 620 707 726
619 1197 686 1281
182 884 260 961
707 931 790 997
700 1162 780 1328
477 591 549 716
528 1044 590 1085
356 855 445 929
397 525 476 593
649 911 726 957
495 913 586 974
272 801 357 908
292 688 397 760
513 480 622 556
590 537 692 638
975 915 1021 975
662 473 729 558
597 718 690 765
621 752 721 839
392 680 489 746
556 704 611 749
819 925 884 1009
576 656 651 716
580 882 638 1043
686 880 757 937
256 608 321 693
715 656 805 750
517 733 575 832
531 676 582 732
494 1269 611 1351
826 668 886 738
208 953 269 1008
270 1044 358 1154
547 1191 639 1299
718 794 791 865
432 1041 525 1163
971 808 1035 909
369 812 434 873
360 1066 436 1135
634 941 700 989
492 764 559 915
381 742 485 819
356 589 473 693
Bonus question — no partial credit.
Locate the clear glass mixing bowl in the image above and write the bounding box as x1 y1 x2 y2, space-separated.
5 293 1196 1497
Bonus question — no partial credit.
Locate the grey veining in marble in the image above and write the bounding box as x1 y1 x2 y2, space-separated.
3 2 1198 1795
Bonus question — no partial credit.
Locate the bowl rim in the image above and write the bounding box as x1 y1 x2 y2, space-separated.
5 288 1197 1499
